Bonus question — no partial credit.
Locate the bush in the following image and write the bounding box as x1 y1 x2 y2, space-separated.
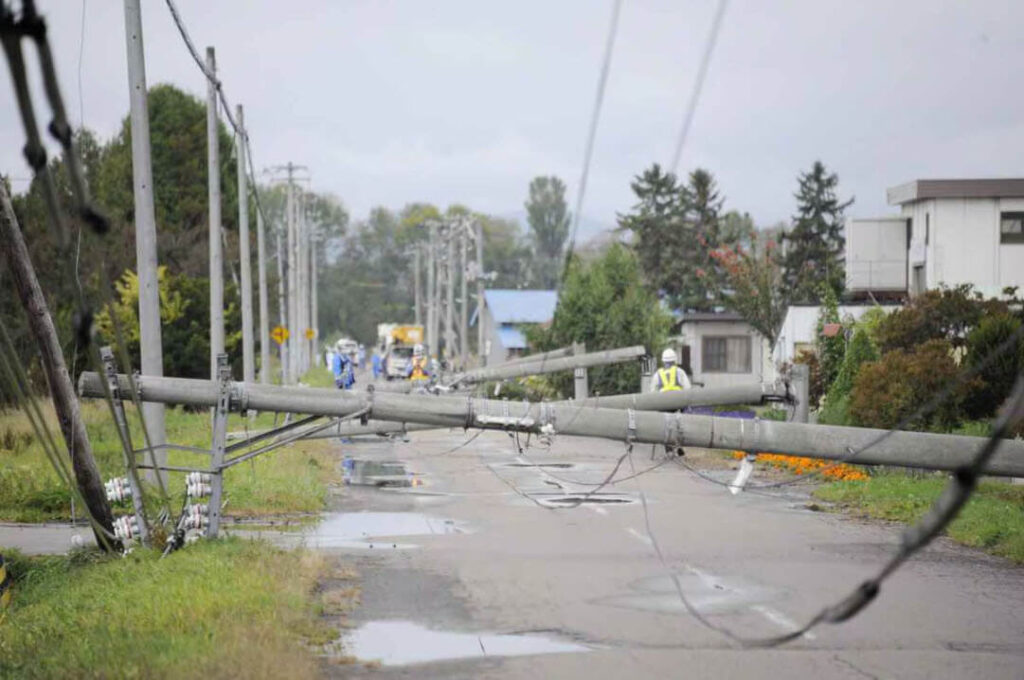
963 314 1024 420
815 283 845 392
848 339 974 431
826 327 878 402
874 284 1011 354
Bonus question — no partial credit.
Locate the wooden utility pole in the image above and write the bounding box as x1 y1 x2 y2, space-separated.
0 183 117 549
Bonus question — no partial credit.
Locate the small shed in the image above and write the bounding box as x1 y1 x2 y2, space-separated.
672 312 773 389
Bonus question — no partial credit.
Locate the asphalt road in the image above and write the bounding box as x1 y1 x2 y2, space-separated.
326 428 1024 680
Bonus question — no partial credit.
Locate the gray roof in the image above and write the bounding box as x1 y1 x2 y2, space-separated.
887 179 1024 205
676 311 746 322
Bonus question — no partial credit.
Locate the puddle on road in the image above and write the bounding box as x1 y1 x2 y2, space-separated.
342 620 589 666
304 512 468 549
344 458 421 488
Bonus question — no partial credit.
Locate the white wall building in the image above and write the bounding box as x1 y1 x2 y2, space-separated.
673 313 773 388
886 179 1024 297
772 304 894 368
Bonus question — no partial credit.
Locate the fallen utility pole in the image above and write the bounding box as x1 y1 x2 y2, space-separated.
492 345 576 369
451 345 646 385
1 184 116 548
79 373 1024 476
559 382 790 410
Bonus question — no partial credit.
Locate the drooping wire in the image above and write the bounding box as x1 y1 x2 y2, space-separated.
561 0 624 286
669 0 728 175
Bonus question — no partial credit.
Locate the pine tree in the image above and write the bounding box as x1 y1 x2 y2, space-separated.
618 164 726 312
780 161 853 303
815 283 845 394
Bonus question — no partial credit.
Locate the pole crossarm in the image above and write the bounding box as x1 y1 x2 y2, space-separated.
80 372 1024 476
450 345 646 386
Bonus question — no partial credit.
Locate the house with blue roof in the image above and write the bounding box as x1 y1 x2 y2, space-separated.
471 289 558 365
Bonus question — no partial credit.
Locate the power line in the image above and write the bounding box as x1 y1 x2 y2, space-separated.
562 0 623 283
669 0 728 175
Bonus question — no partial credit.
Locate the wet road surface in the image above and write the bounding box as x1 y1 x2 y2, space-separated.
321 428 1024 679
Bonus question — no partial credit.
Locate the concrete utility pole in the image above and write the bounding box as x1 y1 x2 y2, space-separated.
1 185 117 549
275 226 288 383
310 233 319 367
426 221 437 356
82 372 1024 477
285 166 297 382
476 220 485 366
236 105 254 384
459 221 468 369
123 0 166 473
206 46 224 381
414 244 422 327
445 225 456 362
256 202 270 384
452 345 646 386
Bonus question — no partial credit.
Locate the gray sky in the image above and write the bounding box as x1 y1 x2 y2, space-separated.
2 1 1022 239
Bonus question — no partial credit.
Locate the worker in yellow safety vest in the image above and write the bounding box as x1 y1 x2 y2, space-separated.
406 344 431 382
651 348 692 392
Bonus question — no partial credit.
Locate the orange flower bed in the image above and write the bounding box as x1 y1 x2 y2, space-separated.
732 451 868 481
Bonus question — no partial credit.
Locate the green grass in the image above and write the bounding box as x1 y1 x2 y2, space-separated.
0 395 341 523
0 539 334 679
815 472 1024 562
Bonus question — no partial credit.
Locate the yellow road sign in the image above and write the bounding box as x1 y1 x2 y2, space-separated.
304 328 315 340
271 326 289 345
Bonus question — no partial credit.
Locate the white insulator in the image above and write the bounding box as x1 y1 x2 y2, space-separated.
113 515 140 541
184 529 204 545
182 503 210 530
186 482 212 498
185 472 212 486
104 477 132 503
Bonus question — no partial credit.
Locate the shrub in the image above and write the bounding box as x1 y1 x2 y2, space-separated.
963 314 1024 420
828 327 878 402
848 339 974 431
874 284 1010 354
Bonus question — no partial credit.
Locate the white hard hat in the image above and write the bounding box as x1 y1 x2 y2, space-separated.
661 348 677 364
413 343 425 356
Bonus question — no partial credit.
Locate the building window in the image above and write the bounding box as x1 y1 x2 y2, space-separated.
702 336 751 373
1001 212 1024 244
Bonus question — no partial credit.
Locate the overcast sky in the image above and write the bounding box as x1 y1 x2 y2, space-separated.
2 0 1022 239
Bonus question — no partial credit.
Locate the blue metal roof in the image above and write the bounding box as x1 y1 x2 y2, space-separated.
497 325 527 350
484 289 558 324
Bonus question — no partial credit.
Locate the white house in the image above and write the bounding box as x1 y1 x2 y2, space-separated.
846 179 1024 298
673 312 773 388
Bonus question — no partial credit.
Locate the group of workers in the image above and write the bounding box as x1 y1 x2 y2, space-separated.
331 339 689 394
331 340 432 390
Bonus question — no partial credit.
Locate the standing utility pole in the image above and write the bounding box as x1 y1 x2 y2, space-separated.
426 221 437 357
310 230 319 367
285 165 298 382
459 221 468 369
256 201 270 384
206 47 224 380
475 220 485 366
414 244 422 327
445 225 456 362
123 0 166 477
275 226 288 383
236 105 254 384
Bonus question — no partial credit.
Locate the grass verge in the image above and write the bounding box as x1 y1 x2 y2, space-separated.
0 539 337 679
0 392 341 522
814 472 1024 563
